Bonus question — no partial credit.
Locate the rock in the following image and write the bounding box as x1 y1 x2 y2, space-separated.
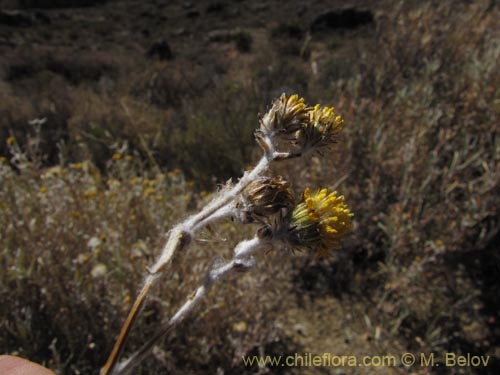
0 10 33 27
186 9 200 18
0 10 50 26
206 28 252 52
0 38 17 48
271 23 305 40
206 1 226 13
172 28 187 37
33 11 51 24
250 3 269 12
18 0 104 9
311 8 374 33
146 39 174 61
206 28 241 43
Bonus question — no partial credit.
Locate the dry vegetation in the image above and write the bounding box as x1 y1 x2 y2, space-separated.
1 0 499 374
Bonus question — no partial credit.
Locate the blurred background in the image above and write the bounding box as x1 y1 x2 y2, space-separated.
0 0 499 374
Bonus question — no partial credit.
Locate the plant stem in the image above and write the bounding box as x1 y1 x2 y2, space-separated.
111 236 263 375
102 152 272 375
100 275 156 375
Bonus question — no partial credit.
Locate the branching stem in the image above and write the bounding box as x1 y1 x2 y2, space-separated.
101 138 274 375
110 236 264 375
100 94 336 374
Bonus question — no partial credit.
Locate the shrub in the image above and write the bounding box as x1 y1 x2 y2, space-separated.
0 144 296 374
234 31 252 53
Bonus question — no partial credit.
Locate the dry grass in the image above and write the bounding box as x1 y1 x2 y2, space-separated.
0 147 296 374
1 0 499 374
291 2 500 371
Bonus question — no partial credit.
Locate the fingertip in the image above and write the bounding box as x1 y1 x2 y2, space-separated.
0 355 55 375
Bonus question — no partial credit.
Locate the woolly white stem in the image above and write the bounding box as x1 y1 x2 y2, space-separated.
103 135 276 375
152 152 272 275
111 236 265 375
186 155 271 228
234 236 261 259
192 204 235 232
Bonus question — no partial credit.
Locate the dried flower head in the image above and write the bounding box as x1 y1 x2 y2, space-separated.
238 176 294 222
295 105 344 151
259 94 311 137
288 187 353 255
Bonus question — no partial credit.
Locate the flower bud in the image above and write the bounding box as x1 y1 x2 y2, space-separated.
237 176 294 222
259 94 311 138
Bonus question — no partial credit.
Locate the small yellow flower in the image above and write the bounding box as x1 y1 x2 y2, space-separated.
70 162 84 170
106 178 120 188
143 187 155 198
43 166 64 178
6 136 16 146
125 155 133 161
83 188 98 199
232 321 248 333
130 177 141 186
123 295 132 303
0 156 7 164
309 105 344 133
77 253 90 264
296 105 344 151
129 214 137 221
39 186 47 194
290 187 353 254
112 153 122 161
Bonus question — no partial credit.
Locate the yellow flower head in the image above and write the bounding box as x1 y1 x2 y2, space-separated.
310 105 344 132
296 105 344 150
259 94 311 136
290 187 353 255
6 136 16 146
